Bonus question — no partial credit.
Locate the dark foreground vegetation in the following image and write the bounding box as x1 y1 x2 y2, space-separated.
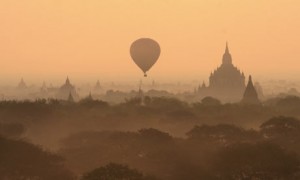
1 96 300 179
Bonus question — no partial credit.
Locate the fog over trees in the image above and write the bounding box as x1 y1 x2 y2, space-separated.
1 95 300 179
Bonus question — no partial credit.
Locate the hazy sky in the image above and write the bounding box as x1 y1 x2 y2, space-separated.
0 0 299 84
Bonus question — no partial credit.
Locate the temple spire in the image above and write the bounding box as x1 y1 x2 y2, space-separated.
241 75 261 105
18 78 27 89
225 41 229 54
222 42 232 65
66 76 70 85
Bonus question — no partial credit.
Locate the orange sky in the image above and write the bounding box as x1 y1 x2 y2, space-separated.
0 0 299 84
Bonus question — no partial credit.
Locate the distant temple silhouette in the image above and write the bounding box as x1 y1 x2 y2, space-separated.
17 78 27 89
56 77 79 100
68 92 74 102
94 80 102 90
241 75 261 105
197 43 246 102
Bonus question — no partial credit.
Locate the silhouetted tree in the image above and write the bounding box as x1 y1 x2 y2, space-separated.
260 116 300 154
212 142 300 179
81 163 157 180
0 136 74 180
201 96 221 106
260 116 300 138
138 128 173 143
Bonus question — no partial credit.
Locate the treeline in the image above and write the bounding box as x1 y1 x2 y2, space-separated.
1 116 300 179
1 95 300 136
1 96 300 179
0 95 300 116
0 136 75 180
58 116 300 180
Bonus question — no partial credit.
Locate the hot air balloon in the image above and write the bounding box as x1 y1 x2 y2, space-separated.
130 38 161 77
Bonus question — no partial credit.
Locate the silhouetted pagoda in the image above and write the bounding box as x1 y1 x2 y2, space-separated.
94 80 102 90
17 78 27 89
198 43 246 102
241 75 260 105
56 77 79 100
68 92 74 102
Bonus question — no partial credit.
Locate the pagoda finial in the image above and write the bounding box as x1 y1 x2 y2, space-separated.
222 41 232 65
225 41 229 54
66 76 70 85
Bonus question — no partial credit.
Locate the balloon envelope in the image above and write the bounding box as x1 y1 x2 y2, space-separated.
130 38 161 77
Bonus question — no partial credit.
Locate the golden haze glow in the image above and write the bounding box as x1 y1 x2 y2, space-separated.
0 0 300 84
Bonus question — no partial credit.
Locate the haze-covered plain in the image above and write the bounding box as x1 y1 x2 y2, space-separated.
2 76 300 179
